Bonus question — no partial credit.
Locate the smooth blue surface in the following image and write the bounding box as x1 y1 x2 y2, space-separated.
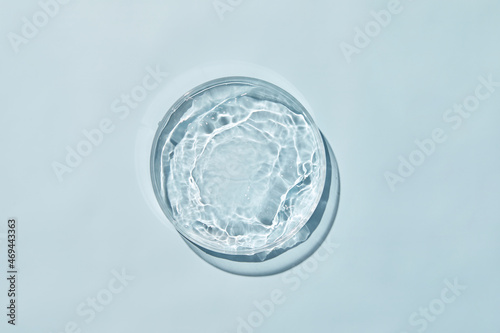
1 1 499 332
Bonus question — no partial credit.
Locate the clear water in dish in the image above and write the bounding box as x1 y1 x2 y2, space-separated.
158 79 326 255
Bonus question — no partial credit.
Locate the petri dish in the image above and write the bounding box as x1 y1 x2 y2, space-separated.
151 77 330 259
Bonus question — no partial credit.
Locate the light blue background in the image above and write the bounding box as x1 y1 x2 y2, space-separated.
1 1 499 332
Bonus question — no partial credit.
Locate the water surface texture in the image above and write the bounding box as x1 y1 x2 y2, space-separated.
156 78 326 255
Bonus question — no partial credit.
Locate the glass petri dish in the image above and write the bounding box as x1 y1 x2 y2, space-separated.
151 77 327 257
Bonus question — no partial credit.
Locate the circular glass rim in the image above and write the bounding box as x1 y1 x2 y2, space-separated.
150 76 327 255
